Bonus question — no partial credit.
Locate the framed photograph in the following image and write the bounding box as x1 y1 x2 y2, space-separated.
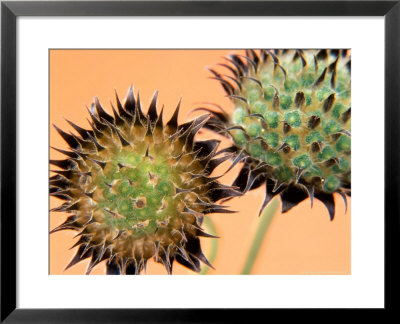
1 0 398 321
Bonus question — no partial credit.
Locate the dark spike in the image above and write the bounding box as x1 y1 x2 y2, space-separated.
175 253 200 273
213 76 235 96
87 133 105 152
83 191 94 199
102 118 130 147
258 179 277 216
346 60 351 72
293 50 300 61
50 178 72 190
243 170 266 193
323 93 336 113
65 119 92 140
208 185 241 202
115 90 133 121
87 157 107 170
124 85 137 116
296 50 307 67
328 56 339 72
87 105 109 132
196 228 219 239
177 114 209 144
86 248 103 275
277 64 287 80
191 104 229 123
249 49 260 67
203 206 237 215
115 90 124 114
50 215 78 233
125 259 139 275
193 140 220 160
64 244 92 271
50 202 70 212
295 168 304 183
224 57 244 78
266 50 280 64
110 102 125 127
342 107 351 123
208 68 234 95
50 159 75 170
223 74 243 90
144 118 152 138
49 174 61 181
272 179 287 194
147 90 159 124
330 49 340 58
63 201 82 212
70 135 93 152
280 185 309 213
313 55 318 72
227 94 249 105
283 122 291 134
50 191 71 201
217 63 239 78
51 146 78 159
238 54 258 72
135 92 146 123
240 76 262 88
330 70 337 89
144 145 153 160
94 97 114 123
184 115 210 151
53 124 80 149
153 241 160 262
154 105 164 130
166 98 181 132
294 92 305 109
176 244 192 263
113 124 130 147
70 235 90 249
324 157 340 167
158 247 173 275
273 91 280 110
223 149 246 175
331 133 341 141
316 49 328 60
106 259 121 275
304 185 315 207
50 169 76 179
313 67 327 88
315 192 335 220
186 237 214 270
229 54 246 73
308 115 321 129
204 153 233 175
339 192 348 213
311 141 322 153
232 166 250 192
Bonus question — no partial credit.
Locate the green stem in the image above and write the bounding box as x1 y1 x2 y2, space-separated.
199 217 218 275
241 198 279 275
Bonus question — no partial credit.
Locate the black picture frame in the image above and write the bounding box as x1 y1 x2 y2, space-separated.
1 0 399 322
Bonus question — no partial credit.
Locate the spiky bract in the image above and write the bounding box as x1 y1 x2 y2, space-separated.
203 49 351 219
50 87 239 275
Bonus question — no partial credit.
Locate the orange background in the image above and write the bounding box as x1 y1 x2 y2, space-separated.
50 49 351 275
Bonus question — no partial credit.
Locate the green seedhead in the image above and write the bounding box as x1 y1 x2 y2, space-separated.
204 49 351 220
50 87 239 274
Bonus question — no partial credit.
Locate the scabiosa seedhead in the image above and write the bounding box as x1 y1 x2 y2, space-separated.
202 49 351 220
50 87 239 275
